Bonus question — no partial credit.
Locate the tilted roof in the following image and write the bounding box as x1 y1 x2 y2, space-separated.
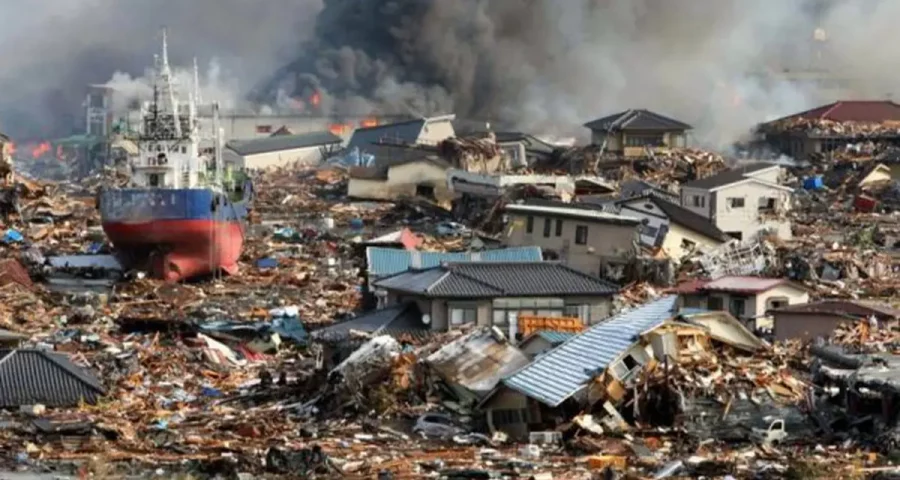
227 131 342 156
366 246 542 278
618 195 730 242
503 296 678 407
0 349 105 407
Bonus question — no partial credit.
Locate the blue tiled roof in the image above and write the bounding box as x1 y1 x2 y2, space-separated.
531 331 577 345
503 295 678 407
366 246 542 278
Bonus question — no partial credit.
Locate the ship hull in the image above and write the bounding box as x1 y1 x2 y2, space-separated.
99 188 249 282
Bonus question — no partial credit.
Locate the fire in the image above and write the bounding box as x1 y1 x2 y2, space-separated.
328 123 351 135
310 91 321 107
360 118 378 128
31 142 51 158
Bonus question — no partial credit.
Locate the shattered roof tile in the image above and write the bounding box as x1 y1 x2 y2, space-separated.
503 296 678 407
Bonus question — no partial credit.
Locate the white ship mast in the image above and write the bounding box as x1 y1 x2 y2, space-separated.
131 28 204 190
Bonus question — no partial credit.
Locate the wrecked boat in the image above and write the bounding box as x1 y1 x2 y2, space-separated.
99 31 252 281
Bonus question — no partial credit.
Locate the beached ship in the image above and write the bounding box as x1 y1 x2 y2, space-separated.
99 31 252 281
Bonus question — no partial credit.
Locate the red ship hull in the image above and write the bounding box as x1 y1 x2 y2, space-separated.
103 219 244 282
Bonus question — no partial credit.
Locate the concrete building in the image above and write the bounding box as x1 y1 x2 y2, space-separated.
503 202 641 277
372 261 619 339
758 101 900 159
679 163 793 242
583 109 691 157
617 195 731 260
225 131 342 170
672 276 810 325
771 300 900 341
347 157 453 206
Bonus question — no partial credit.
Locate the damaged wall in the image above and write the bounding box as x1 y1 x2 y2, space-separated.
347 160 453 205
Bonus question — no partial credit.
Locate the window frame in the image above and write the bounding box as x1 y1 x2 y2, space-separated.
728 197 745 209
543 217 552 238
449 305 477 326
525 215 534 234
555 219 563 237
575 225 589 245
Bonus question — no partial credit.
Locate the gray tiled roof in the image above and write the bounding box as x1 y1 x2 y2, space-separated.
503 295 678 407
374 262 619 298
310 302 431 343
583 109 692 132
0 349 105 407
227 131 342 156
681 163 777 190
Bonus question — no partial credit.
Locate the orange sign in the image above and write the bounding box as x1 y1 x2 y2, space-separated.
519 316 584 337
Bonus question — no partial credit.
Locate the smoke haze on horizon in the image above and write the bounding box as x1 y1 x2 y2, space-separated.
0 0 896 148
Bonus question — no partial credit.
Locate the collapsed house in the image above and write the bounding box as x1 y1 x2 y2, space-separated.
478 295 775 439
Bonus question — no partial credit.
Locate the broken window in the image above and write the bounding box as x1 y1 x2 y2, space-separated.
543 218 552 237
641 224 659 238
681 238 697 250
148 174 160 187
767 296 789 311
415 184 435 199
758 197 776 212
555 219 563 237
726 231 743 241
575 225 588 245
526 216 534 234
728 197 745 208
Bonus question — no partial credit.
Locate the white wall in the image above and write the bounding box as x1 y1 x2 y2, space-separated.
619 200 669 247
713 181 792 241
240 145 326 170
418 119 456 144
661 224 725 260
680 186 712 218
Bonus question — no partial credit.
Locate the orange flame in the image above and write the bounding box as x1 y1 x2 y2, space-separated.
328 123 351 135
360 118 378 128
31 142 51 158
310 92 321 107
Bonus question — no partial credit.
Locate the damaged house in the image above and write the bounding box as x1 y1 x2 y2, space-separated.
348 156 453 206
671 276 810 326
479 296 765 439
771 299 900 341
225 130 343 170
0 349 105 408
346 114 456 154
758 100 900 159
616 195 731 261
679 162 793 242
372 261 619 338
583 109 692 157
502 201 641 277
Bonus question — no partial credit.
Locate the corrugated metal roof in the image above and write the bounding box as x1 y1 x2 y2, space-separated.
426 327 531 398
0 349 105 407
375 261 620 298
531 331 577 344
366 246 542 278
503 296 678 407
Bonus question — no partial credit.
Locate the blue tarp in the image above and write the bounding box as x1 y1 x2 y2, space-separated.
2 229 23 244
803 176 824 190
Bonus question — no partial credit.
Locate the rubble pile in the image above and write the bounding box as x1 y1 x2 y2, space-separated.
437 135 503 172
765 118 900 138
619 147 728 185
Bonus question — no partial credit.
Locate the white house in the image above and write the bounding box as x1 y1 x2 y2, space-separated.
225 131 343 170
616 195 730 260
346 114 456 153
679 163 792 242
